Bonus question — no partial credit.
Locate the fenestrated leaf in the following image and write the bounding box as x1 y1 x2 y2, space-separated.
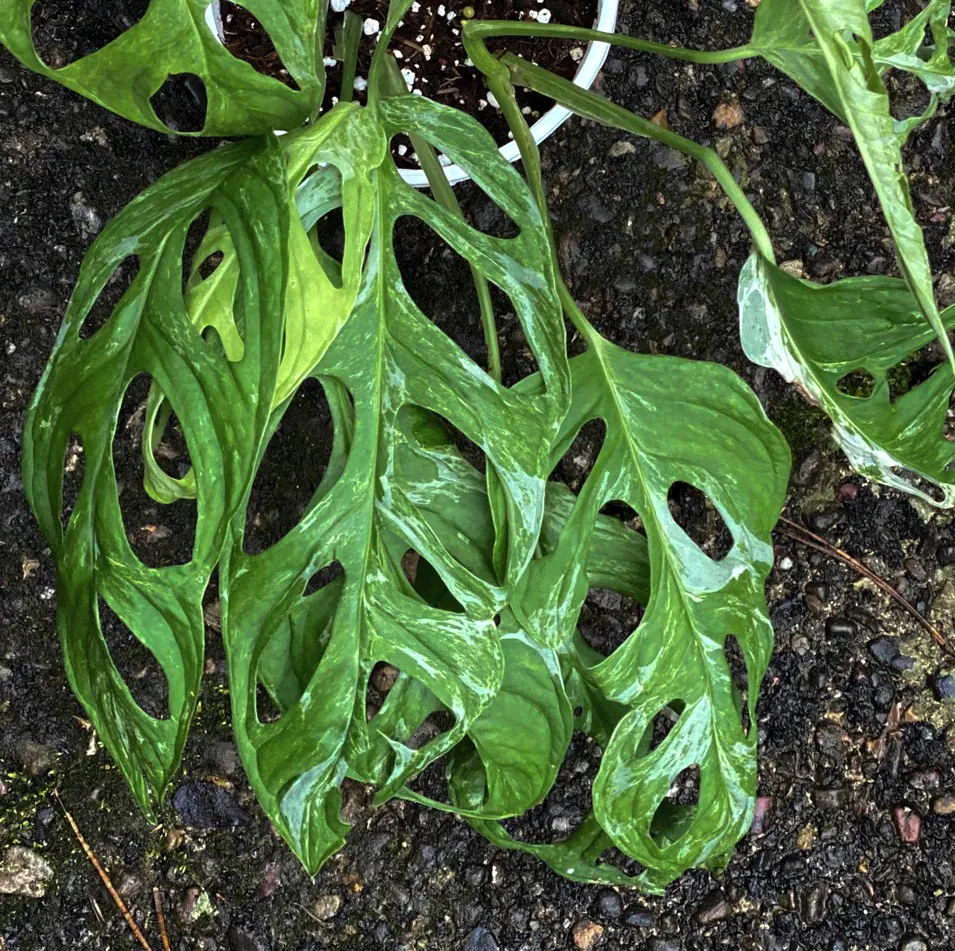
752 0 955 124
750 0 955 374
740 251 955 505
219 95 571 874
143 108 375 502
871 0 955 123
512 346 789 890
21 136 290 814
0 0 327 136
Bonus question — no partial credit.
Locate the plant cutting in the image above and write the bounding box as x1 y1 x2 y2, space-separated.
3 0 950 894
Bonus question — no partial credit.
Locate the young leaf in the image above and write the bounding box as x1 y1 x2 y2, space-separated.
740 252 955 505
21 136 290 814
0 0 327 135
219 95 571 874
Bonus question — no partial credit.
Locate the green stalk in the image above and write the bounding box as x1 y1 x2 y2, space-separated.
337 10 363 104
463 20 756 65
501 53 776 265
462 21 775 344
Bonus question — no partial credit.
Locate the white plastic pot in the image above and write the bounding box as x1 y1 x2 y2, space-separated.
208 1 619 187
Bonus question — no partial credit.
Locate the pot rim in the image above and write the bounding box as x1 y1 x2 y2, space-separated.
206 1 619 187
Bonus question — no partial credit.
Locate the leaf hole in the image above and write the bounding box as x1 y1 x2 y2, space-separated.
647 701 685 753
97 595 170 721
599 500 641 525
405 709 455 751
30 0 150 69
393 216 489 372
257 560 345 711
551 419 607 493
255 683 283 724
219 1 301 90
60 434 85 533
147 393 193 481
667 481 733 561
197 251 224 281
365 661 403 722
304 559 344 598
79 255 140 340
649 765 700 845
150 73 208 133
312 204 347 285
415 553 467 613
114 375 197 568
434 416 488 476
244 377 337 554
498 308 542 389
835 368 876 399
895 467 947 504
578 587 645 658
887 340 946 405
181 210 214 294
723 635 751 737
401 549 420 585
464 200 520 241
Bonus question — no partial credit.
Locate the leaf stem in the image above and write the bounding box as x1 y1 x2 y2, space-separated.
464 20 756 65
499 52 776 265
337 11 363 104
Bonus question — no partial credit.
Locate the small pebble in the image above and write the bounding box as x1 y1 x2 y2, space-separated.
825 617 857 638
694 890 731 924
892 806 921 844
933 795 955 815
837 481 859 502
933 672 955 701
311 894 341 921
464 927 500 951
0 847 54 898
712 99 744 129
572 920 604 950
750 796 773 834
593 888 623 920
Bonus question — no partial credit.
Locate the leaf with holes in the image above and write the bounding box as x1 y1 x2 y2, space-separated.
218 94 570 874
750 0 955 374
740 251 955 505
21 135 290 815
254 403 649 833
143 106 375 502
752 0 955 125
507 346 789 890
0 0 326 135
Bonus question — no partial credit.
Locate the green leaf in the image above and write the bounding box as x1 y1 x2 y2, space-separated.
751 0 955 375
740 251 955 505
142 106 380 502
872 1 954 99
467 813 642 888
21 136 290 814
219 95 571 874
513 347 789 890
752 0 954 121
0 0 327 135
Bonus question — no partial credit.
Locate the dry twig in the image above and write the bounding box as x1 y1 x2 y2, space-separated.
776 515 955 660
54 790 155 951
153 887 172 951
